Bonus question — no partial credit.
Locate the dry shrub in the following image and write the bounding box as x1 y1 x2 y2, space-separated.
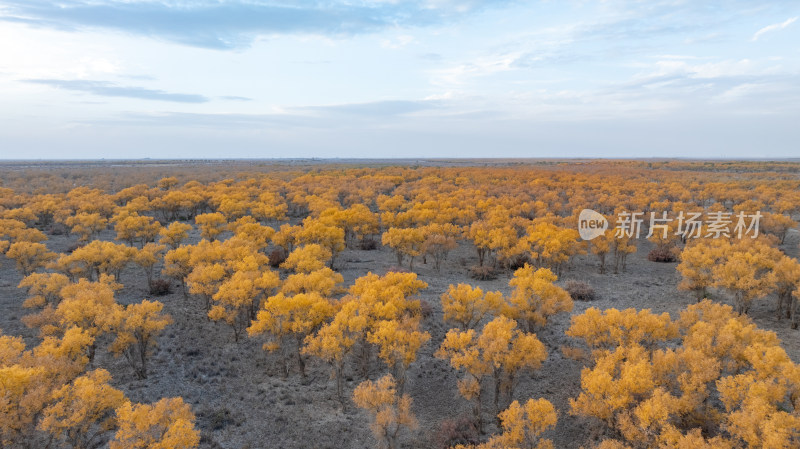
506 254 531 270
434 416 480 449
149 278 173 296
564 280 596 301
418 299 433 319
268 248 287 267
648 247 677 263
469 265 496 281
561 345 586 361
48 223 69 236
358 237 379 250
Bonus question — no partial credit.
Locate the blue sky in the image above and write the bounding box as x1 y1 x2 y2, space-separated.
1 1 798 159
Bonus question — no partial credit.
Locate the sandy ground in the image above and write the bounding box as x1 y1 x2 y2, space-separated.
1 227 797 449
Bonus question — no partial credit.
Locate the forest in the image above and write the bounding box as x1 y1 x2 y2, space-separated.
1 159 799 449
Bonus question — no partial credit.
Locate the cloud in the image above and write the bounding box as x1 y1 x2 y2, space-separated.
220 96 253 102
752 17 797 41
0 0 511 50
293 100 441 117
95 111 320 128
24 79 209 103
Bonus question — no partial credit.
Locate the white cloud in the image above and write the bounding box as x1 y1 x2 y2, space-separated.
380 35 416 49
751 17 797 41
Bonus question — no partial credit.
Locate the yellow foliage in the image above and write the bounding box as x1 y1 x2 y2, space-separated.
194 212 227 240
352 374 417 449
110 300 172 379
505 265 573 330
441 283 503 330
437 316 547 427
54 240 137 281
18 272 70 309
569 301 800 449
113 212 162 247
5 241 56 276
566 307 678 352
248 291 335 376
367 317 430 388
110 398 200 449
39 369 126 448
382 227 426 269
281 244 332 273
209 268 280 340
479 398 557 449
158 221 192 249
64 212 108 242
281 267 344 296
677 239 728 299
524 222 585 274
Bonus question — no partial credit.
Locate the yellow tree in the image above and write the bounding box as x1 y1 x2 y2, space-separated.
302 299 363 402
185 255 227 312
252 191 288 223
566 307 678 354
478 398 557 449
437 316 548 427
280 266 343 297
568 344 662 437
677 239 728 300
590 232 613 274
347 271 427 327
272 223 301 253
421 223 460 272
158 221 192 249
133 243 166 290
110 398 200 449
295 218 346 268
367 317 430 393
110 300 173 379
5 241 56 276
610 235 637 273
306 271 427 384
194 212 227 241
248 291 335 376
712 240 780 314
0 217 47 244
0 327 95 446
113 213 162 248
281 244 332 273
229 216 274 250
436 327 492 430
162 245 192 298
567 300 800 449
505 265 572 331
54 240 137 281
524 222 584 274
468 220 493 267
209 268 280 341
39 369 127 449
761 212 796 244
773 255 800 322
441 283 503 330
381 227 425 270
47 277 123 362
64 212 108 242
17 272 70 309
353 374 417 449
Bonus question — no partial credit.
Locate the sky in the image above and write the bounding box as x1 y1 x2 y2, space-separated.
0 1 798 159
